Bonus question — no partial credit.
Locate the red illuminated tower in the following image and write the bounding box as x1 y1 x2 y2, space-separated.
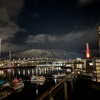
86 42 90 59
85 42 94 73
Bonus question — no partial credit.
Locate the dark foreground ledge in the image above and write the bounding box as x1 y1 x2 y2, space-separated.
68 78 100 100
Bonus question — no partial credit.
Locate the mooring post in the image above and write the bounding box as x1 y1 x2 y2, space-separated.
79 71 82 79
49 93 54 100
70 76 73 90
64 82 68 100
74 72 78 84
73 73 76 85
76 71 78 80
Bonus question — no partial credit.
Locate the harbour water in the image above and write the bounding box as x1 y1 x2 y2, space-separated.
1 67 100 100
0 67 72 100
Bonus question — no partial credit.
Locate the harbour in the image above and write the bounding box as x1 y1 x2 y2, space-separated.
0 56 100 100
0 66 73 100
0 42 100 100
0 0 100 100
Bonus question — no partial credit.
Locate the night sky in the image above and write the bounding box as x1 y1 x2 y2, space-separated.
0 0 100 53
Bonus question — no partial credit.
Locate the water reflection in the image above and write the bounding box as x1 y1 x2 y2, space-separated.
0 70 4 76
0 67 72 99
0 67 72 82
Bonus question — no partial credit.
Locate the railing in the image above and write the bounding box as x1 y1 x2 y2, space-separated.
37 69 81 100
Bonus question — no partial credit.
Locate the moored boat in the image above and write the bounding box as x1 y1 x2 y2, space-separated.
0 81 13 99
52 73 66 78
30 75 46 84
11 77 24 92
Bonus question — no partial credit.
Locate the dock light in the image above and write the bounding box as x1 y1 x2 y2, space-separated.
78 71 80 74
89 62 93 66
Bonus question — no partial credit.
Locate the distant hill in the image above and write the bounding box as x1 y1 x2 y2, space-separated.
10 49 99 60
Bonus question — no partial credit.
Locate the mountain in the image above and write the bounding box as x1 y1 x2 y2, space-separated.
10 49 99 60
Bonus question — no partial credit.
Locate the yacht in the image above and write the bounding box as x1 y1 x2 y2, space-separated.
11 77 24 92
30 75 46 84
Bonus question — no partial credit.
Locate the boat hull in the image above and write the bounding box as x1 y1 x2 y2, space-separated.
0 87 13 99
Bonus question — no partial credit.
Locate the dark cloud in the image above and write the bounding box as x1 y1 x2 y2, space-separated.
0 0 25 18
0 0 99 53
77 0 99 5
0 0 25 52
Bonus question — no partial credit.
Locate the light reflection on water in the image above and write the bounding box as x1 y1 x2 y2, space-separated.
0 67 72 99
